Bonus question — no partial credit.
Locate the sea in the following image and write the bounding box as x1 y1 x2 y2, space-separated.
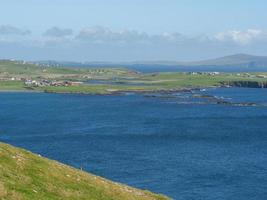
0 88 267 200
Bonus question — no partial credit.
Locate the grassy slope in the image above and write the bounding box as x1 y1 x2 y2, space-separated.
0 142 169 200
140 73 267 88
0 60 135 78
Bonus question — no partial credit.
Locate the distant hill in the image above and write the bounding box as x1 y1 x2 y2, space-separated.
2 54 267 73
184 54 267 67
0 142 169 200
125 54 267 67
33 54 267 69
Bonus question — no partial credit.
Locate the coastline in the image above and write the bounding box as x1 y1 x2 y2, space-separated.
1 86 263 108
1 79 266 96
0 87 206 95
0 89 42 93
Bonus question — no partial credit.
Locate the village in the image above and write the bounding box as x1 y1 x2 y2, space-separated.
186 71 267 78
24 79 83 87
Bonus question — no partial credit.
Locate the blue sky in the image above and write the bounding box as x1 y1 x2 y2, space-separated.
1 0 267 61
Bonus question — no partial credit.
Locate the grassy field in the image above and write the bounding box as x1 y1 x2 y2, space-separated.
1 60 267 94
0 81 27 91
41 85 155 94
0 142 170 200
0 60 137 79
39 73 267 94
139 72 267 88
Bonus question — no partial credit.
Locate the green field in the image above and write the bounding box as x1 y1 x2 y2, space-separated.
0 60 267 94
0 142 169 200
0 81 26 91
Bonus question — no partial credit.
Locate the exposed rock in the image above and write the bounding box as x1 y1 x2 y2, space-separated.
222 81 267 88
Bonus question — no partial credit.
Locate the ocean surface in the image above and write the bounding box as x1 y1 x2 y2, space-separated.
61 63 267 73
0 88 267 200
125 64 267 73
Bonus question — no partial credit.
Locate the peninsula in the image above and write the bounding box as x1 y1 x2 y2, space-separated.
0 59 267 95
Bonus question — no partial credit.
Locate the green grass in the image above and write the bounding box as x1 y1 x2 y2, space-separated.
40 84 158 94
0 142 170 200
0 60 136 80
0 81 27 91
139 73 267 88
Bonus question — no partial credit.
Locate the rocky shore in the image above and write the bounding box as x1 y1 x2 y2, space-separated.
222 81 267 88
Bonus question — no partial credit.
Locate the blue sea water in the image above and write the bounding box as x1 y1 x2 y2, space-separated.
0 88 267 200
72 64 267 73
126 65 267 73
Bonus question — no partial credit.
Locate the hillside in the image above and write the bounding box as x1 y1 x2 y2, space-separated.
0 60 134 78
34 54 267 68
125 54 267 67
0 142 169 200
186 54 267 67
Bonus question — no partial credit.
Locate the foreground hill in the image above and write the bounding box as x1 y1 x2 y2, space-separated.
0 142 169 200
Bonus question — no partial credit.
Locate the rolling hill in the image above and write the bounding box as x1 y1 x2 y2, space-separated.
32 54 267 70
185 54 267 67
126 54 267 67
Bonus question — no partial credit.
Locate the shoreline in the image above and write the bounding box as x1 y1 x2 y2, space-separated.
0 85 266 96
0 89 43 93
0 87 196 95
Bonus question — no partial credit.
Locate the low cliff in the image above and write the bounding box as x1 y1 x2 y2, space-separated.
222 81 267 88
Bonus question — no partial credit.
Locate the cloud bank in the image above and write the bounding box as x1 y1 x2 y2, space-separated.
76 27 191 45
214 29 267 45
0 25 267 61
44 27 73 37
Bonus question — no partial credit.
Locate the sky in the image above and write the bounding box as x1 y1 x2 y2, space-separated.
0 0 267 61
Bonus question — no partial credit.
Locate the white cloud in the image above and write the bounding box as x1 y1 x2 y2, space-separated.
1 25 267 61
214 29 267 45
76 26 149 44
75 26 201 48
44 27 73 37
